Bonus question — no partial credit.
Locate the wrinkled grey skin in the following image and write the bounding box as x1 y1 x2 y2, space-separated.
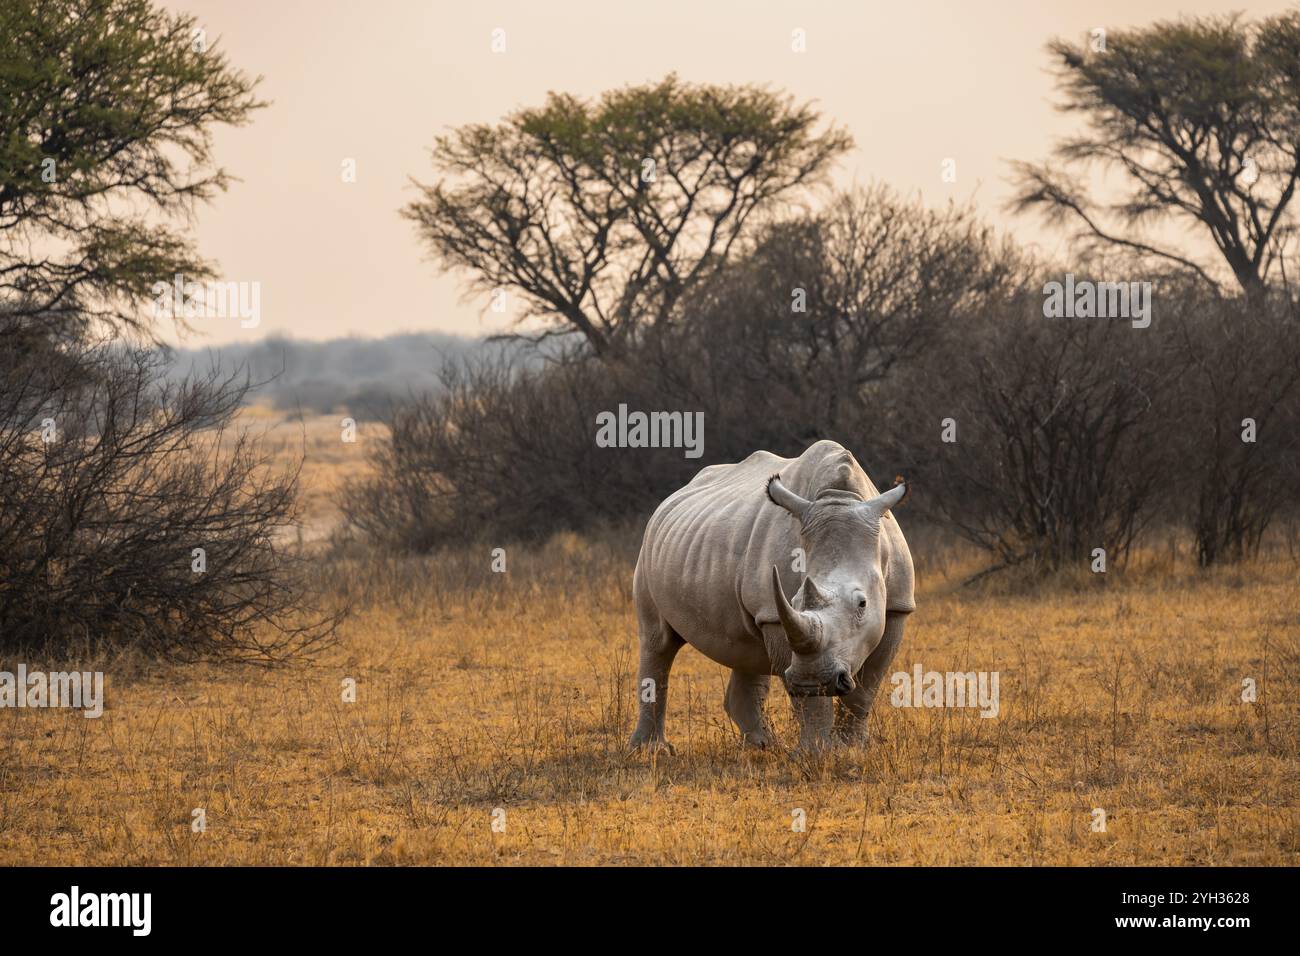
629 440 915 753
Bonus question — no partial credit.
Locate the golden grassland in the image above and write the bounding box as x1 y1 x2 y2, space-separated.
0 408 1297 865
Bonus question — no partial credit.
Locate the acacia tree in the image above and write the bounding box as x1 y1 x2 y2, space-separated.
1010 13 1300 301
0 1 338 660
0 0 264 338
403 74 852 357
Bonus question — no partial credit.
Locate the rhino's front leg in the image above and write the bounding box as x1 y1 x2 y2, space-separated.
757 622 827 751
835 611 908 745
761 622 834 751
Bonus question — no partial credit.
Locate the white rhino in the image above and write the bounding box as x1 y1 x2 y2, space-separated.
629 440 914 751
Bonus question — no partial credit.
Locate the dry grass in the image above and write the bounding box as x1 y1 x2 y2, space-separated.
0 408 1296 865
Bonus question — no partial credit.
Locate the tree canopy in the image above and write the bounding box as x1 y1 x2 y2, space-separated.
0 0 264 339
1010 13 1300 301
404 74 852 356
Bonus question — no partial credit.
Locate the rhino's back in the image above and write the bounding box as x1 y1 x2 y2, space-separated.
635 441 873 669
635 451 783 658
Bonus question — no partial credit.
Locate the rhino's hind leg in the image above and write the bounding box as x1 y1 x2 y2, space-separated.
724 671 773 748
835 612 908 745
628 618 685 754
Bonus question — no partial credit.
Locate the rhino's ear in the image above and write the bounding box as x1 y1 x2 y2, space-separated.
877 482 916 614
766 474 811 522
859 481 907 518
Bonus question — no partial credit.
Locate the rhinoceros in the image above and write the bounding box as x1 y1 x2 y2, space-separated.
629 440 914 752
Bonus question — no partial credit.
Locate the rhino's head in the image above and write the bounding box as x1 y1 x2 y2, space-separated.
766 475 907 697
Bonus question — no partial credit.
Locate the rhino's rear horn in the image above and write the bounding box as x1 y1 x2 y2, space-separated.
771 565 821 655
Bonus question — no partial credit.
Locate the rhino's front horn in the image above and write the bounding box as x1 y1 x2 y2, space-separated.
771 565 822 655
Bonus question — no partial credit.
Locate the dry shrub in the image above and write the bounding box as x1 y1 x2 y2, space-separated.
0 323 341 661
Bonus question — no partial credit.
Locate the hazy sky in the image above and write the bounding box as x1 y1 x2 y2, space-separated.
161 0 1287 346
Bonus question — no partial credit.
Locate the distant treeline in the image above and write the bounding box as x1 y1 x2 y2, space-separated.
167 333 533 420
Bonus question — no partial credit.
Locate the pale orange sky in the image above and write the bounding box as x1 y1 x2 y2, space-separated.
161 0 1290 346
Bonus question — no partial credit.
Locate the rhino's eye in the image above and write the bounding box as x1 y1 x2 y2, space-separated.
857 597 867 610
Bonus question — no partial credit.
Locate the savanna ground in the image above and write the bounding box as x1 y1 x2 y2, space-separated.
1 406 1297 865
